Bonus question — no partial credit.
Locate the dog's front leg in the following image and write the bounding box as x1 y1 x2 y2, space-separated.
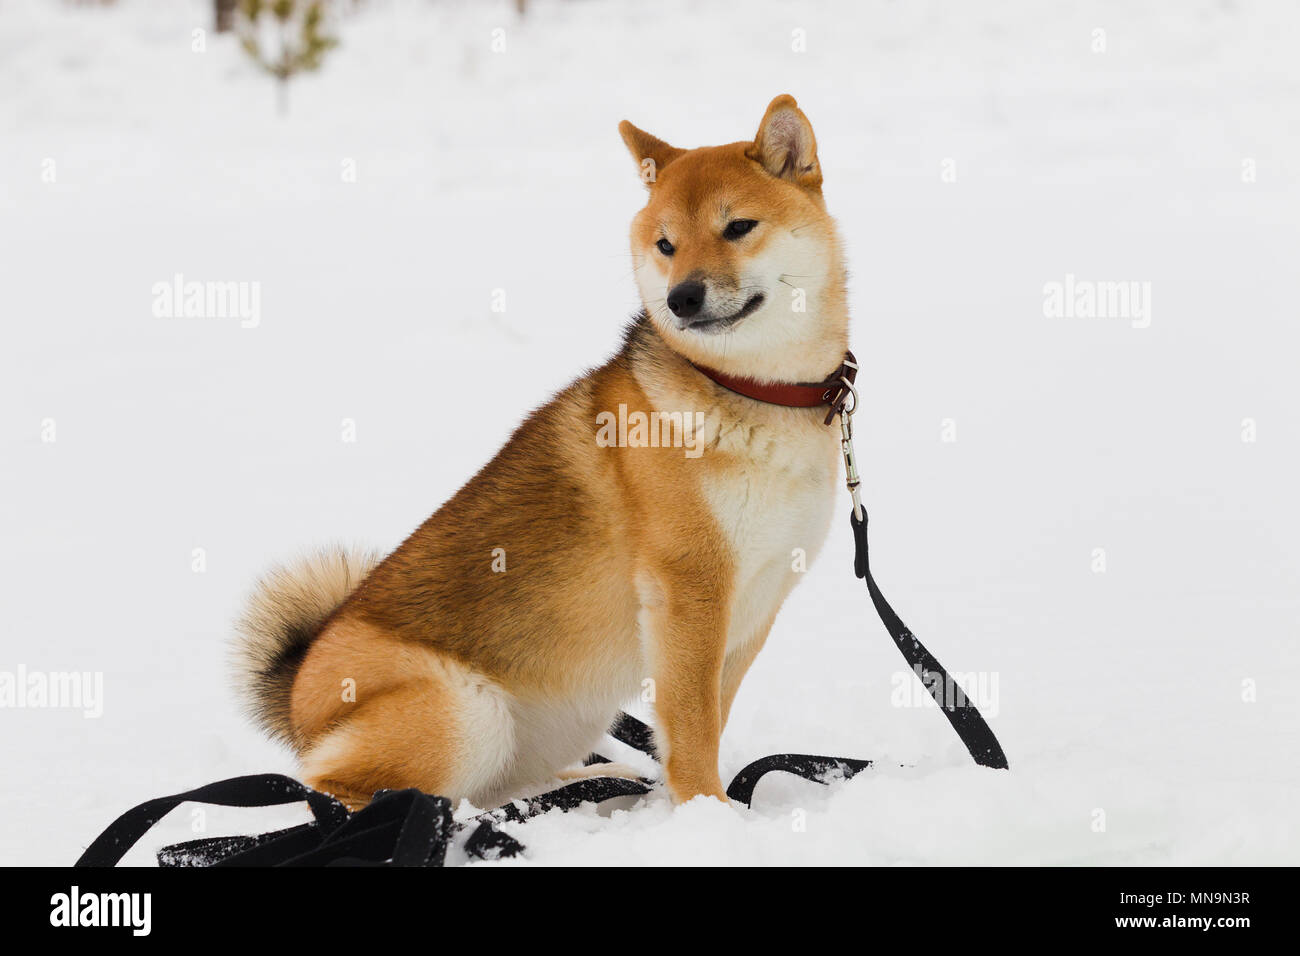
643 573 730 804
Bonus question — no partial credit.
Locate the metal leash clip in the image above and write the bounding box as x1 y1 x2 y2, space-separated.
834 359 863 522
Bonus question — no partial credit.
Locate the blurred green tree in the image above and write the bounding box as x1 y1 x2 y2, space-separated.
236 0 338 115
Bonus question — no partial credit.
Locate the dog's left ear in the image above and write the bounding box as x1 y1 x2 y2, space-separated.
746 94 822 190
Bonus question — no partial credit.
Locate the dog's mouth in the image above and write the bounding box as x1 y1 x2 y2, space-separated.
679 293 765 334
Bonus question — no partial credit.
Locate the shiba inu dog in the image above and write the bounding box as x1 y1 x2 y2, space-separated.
234 94 852 808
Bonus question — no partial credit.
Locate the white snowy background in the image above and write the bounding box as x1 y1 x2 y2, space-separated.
2 0 1297 866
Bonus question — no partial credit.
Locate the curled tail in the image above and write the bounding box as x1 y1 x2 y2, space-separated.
232 546 382 746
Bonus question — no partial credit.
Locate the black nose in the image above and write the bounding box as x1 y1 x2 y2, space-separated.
666 280 705 320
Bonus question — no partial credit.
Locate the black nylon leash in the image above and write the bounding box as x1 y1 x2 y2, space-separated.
76 774 347 867
75 774 464 868
851 508 1009 769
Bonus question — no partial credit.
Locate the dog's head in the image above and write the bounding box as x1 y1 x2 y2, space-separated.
620 95 847 381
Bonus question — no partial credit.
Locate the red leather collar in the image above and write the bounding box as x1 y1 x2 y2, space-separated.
690 350 858 425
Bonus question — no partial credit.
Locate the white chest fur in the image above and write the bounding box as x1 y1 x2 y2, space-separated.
698 406 840 652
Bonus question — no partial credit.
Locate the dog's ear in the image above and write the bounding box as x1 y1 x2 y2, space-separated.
618 120 684 185
746 94 822 189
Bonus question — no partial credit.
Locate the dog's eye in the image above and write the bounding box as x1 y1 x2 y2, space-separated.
656 238 675 256
723 219 758 240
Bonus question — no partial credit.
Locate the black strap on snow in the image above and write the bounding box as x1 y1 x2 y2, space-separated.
76 774 348 867
75 774 471 868
726 753 873 805
491 776 653 824
851 509 1009 770
608 710 658 757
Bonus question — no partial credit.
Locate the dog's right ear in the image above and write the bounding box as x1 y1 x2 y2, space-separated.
618 120 684 186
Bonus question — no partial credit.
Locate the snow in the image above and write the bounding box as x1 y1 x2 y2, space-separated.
2 0 1298 866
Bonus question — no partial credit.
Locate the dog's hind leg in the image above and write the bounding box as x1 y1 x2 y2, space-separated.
293 623 516 808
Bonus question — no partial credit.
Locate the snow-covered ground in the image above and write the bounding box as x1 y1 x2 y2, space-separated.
2 0 1298 866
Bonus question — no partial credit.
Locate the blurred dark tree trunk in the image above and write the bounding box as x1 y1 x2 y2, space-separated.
216 0 237 33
